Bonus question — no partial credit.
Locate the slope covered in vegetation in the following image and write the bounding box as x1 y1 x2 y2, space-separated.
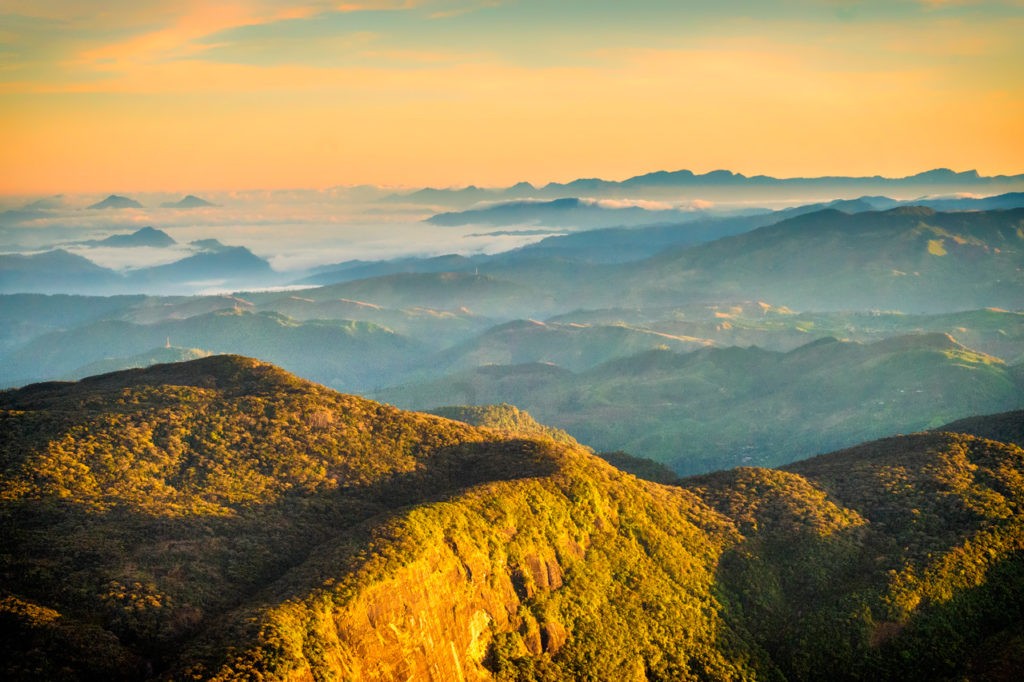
0 357 754 679
380 333 1024 473
428 402 582 445
688 423 1024 680
623 207 1024 313
2 358 1023 680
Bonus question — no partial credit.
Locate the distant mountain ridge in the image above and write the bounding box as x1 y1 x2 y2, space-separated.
388 168 1024 205
613 205 1024 313
426 197 715 229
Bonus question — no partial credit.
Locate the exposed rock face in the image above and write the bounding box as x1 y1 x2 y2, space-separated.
196 450 746 680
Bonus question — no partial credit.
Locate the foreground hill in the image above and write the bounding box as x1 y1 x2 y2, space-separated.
378 333 1024 473
0 356 756 679
430 403 681 484
2 357 1023 680
685 425 1024 680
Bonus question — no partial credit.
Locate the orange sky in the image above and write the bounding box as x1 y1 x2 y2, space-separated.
1 1 1022 194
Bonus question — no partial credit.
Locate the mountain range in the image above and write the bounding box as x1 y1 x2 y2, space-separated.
378 332 1024 474
387 168 1024 206
297 205 1024 316
426 197 720 229
607 206 1024 313
2 356 1023 679
2 165 1023 680
422 191 1024 234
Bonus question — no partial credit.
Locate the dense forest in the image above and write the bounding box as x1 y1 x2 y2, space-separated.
2 356 1022 679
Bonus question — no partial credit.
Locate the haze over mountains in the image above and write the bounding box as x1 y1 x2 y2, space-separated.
386 167 1024 206
379 332 1023 473
1 173 1022 474
1 166 1023 678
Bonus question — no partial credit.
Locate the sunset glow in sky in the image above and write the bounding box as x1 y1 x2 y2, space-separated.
1 0 1022 194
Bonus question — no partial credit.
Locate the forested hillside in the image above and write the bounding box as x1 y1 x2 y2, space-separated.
380 333 1024 473
2 357 1023 680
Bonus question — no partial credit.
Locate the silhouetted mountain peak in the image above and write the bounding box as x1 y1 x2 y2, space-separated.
92 226 176 248
160 194 217 208
87 194 143 209
910 168 980 181
189 238 231 253
22 195 66 210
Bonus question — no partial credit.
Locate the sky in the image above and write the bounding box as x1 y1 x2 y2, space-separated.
1 0 1022 194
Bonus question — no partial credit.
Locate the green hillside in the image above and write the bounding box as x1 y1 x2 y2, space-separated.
301 272 555 318
431 319 710 374
428 402 581 445
549 305 1024 362
937 409 1024 448
687 427 1024 680
622 207 1024 313
378 333 1024 473
0 356 758 679
431 403 681 484
2 358 1024 680
253 294 491 348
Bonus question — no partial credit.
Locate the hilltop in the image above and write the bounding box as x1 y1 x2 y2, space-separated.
2 357 1024 679
82 227 176 248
